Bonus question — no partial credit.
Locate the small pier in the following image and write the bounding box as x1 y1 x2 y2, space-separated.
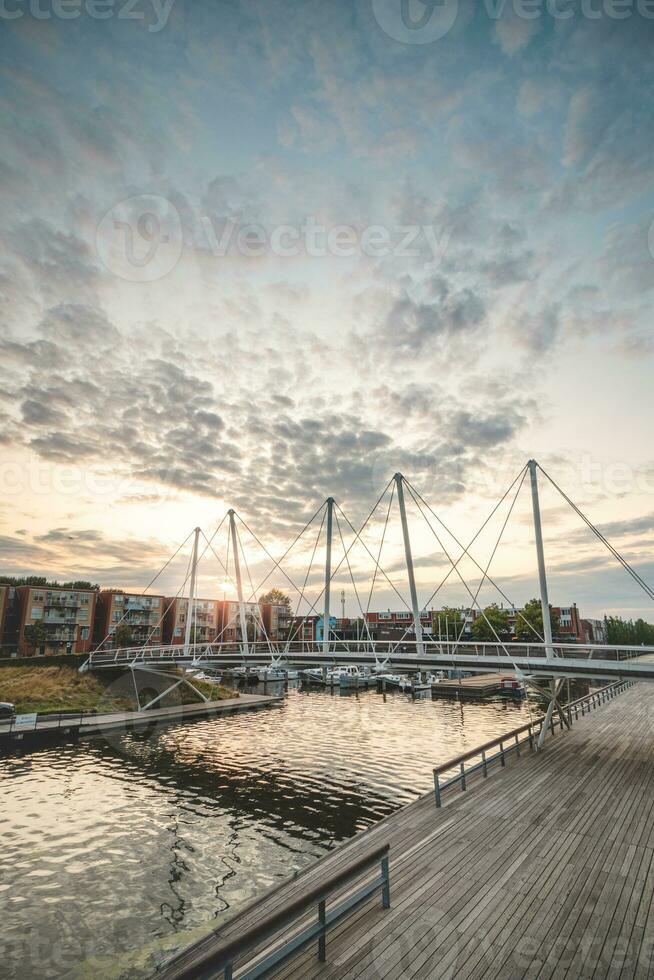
0 693 282 745
158 681 654 979
434 671 521 697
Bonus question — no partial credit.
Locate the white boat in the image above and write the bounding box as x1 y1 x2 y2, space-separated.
257 665 300 682
302 665 369 687
378 672 441 693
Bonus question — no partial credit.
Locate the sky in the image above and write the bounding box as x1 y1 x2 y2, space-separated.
0 0 653 620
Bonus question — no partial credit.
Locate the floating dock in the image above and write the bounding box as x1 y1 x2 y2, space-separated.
434 671 522 697
0 693 283 745
159 681 654 978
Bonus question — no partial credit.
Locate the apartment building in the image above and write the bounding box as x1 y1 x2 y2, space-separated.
366 609 434 633
93 591 165 649
552 604 584 643
582 618 607 644
220 600 269 642
14 585 96 656
164 597 221 645
259 602 292 641
0 586 9 645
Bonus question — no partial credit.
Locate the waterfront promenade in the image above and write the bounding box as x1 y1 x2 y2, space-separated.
162 681 654 979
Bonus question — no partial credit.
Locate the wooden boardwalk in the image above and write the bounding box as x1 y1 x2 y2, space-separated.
165 681 654 979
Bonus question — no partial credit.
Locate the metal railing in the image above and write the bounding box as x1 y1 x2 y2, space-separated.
82 638 654 670
433 680 634 807
156 843 390 979
1 709 91 736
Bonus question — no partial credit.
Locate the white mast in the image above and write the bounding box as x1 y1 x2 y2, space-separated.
394 473 424 657
229 509 250 656
184 527 200 654
323 497 334 654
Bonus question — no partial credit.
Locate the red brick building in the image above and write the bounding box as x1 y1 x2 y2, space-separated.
93 591 165 649
14 585 96 656
164 597 221 645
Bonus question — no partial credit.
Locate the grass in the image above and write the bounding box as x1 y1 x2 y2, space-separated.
0 665 237 715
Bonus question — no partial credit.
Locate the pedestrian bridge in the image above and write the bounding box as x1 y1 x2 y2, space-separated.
82 638 654 683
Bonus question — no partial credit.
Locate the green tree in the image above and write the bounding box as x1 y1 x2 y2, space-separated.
470 604 512 641
259 588 292 613
434 607 466 640
605 615 654 646
113 624 133 648
515 599 560 640
24 622 47 654
259 589 293 638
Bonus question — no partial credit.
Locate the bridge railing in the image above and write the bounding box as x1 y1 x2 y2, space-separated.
82 638 654 671
155 842 390 980
432 680 634 807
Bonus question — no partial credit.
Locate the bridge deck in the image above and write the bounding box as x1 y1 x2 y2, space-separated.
164 681 654 979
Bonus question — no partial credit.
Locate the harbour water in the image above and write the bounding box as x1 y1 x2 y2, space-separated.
1 681 538 978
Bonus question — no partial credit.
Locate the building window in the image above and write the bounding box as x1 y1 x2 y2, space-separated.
80 627 89 640
31 607 43 619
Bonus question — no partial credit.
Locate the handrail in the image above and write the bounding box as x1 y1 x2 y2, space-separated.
433 680 633 807
156 843 390 979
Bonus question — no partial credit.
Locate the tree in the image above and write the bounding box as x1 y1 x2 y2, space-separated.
24 622 47 654
259 588 293 638
259 588 292 614
113 624 133 648
515 599 559 640
605 615 654 646
470 604 512 641
433 607 466 640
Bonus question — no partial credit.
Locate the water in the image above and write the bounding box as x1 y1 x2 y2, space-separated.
0 682 537 979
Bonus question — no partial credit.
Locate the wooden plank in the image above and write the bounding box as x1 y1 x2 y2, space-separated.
162 682 653 980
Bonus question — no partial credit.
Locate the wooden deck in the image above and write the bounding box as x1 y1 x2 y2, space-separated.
164 680 654 979
434 671 519 696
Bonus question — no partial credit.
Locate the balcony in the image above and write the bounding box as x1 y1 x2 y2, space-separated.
44 597 80 609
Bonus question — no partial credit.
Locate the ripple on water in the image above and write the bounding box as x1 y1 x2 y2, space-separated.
1 684 536 979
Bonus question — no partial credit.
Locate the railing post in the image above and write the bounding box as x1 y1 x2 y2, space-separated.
381 855 391 909
434 772 441 808
460 761 466 791
482 749 488 776
318 899 326 962
515 733 520 757
224 963 233 979
528 724 533 751
500 740 505 767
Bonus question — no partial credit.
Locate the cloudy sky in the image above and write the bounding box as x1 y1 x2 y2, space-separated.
0 0 653 620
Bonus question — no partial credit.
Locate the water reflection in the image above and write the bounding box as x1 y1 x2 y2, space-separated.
1 682 539 978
